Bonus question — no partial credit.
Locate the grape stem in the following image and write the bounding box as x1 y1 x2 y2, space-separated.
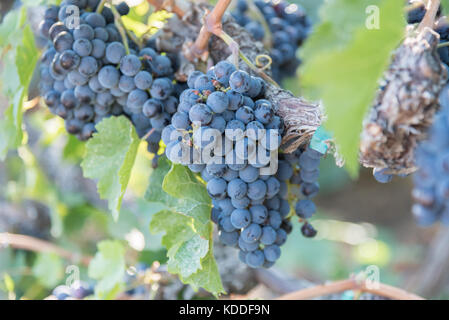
187 0 279 87
189 0 232 59
96 0 108 13
146 0 185 18
108 2 142 52
0 233 92 266
220 31 279 87
275 278 425 300
417 0 440 32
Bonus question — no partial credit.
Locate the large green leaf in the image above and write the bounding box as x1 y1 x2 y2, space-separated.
145 157 224 296
0 17 38 160
81 116 140 220
88 240 126 300
32 253 64 288
300 0 405 177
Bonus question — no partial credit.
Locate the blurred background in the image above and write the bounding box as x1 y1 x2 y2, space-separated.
0 0 448 300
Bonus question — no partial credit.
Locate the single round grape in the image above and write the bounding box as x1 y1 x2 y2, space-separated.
236 106 255 124
255 104 274 124
264 245 281 262
66 118 84 134
74 104 95 122
301 222 317 238
67 70 88 86
142 98 162 118
134 71 153 90
246 250 265 268
80 123 96 141
54 31 74 52
78 56 98 77
227 178 248 200
73 38 93 57
194 74 215 92
91 39 106 59
225 93 242 115
85 12 106 28
119 75 136 93
49 22 69 41
241 223 262 243
295 199 316 219
225 119 246 141
207 178 228 200
127 89 149 113
96 91 114 107
150 78 173 100
231 196 250 209
229 70 251 93
189 103 213 126
98 66 120 89
239 165 259 183
230 209 251 229
73 24 95 40
266 176 281 198
106 42 126 64
206 163 228 178
207 91 229 113
120 54 142 77
238 235 259 252
260 226 277 245
250 205 268 224
213 61 236 86
74 85 95 103
247 179 267 200
172 112 190 130
219 231 239 246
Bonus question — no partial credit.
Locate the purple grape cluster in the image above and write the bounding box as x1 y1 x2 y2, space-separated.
412 84 449 226
232 0 311 82
163 60 321 268
38 0 180 157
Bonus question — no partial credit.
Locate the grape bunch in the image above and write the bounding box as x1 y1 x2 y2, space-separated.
411 84 449 226
38 0 179 156
163 61 321 268
39 0 130 141
232 0 311 82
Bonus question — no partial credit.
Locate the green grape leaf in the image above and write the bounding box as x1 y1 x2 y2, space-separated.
145 157 211 238
16 25 38 87
88 240 126 300
0 18 38 160
0 89 25 160
145 157 224 296
81 116 140 221
441 0 449 15
32 253 64 288
300 0 405 177
181 246 223 295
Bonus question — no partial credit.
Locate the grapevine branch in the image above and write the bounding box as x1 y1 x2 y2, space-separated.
0 233 92 266
417 0 440 32
189 0 232 59
276 278 425 300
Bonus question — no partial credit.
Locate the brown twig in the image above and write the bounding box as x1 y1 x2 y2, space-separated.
0 233 92 266
276 278 425 300
147 0 185 18
417 0 440 32
189 0 232 59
